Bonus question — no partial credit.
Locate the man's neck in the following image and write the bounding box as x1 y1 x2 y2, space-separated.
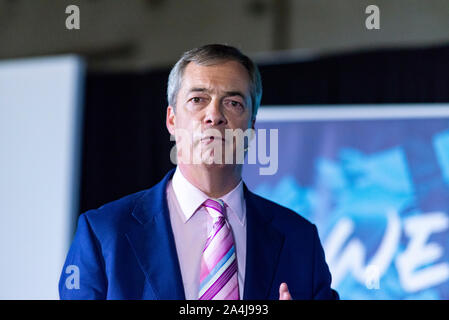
178 164 242 198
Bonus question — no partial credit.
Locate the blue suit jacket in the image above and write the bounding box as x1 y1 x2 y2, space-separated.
59 169 338 300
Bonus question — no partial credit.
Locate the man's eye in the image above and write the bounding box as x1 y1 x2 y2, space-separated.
191 97 203 103
226 100 243 108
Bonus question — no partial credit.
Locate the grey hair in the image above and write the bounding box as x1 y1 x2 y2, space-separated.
167 44 262 120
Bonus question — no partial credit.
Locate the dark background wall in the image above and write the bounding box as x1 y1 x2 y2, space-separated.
2 0 449 71
2 0 448 215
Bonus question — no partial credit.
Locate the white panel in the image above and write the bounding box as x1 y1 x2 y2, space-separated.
0 55 84 299
257 104 449 122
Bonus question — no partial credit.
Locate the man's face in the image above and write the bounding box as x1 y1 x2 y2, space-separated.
166 60 255 167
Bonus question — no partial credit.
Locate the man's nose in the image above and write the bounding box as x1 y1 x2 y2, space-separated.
204 99 226 126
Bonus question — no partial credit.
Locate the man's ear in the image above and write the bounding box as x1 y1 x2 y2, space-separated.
166 105 176 135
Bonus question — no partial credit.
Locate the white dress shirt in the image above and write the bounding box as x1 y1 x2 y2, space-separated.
166 166 247 299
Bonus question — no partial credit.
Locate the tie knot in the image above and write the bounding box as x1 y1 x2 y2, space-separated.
202 198 225 219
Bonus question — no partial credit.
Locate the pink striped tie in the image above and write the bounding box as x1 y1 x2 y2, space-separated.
198 198 239 300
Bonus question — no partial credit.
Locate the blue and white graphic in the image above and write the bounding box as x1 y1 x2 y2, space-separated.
243 105 449 300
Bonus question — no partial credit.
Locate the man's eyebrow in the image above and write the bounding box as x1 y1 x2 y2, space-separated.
187 88 247 100
188 87 209 93
223 91 247 100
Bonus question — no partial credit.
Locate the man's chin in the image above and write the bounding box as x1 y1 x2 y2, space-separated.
198 157 239 170
202 162 231 169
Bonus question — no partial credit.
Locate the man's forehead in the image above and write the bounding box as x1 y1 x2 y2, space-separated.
181 61 251 93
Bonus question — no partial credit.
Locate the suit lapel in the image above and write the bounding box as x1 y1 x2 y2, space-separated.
124 169 284 300
243 185 285 300
125 169 185 300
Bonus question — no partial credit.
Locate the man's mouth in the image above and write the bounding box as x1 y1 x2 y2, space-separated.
201 136 226 144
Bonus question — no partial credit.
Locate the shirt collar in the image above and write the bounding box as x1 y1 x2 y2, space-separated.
171 166 245 225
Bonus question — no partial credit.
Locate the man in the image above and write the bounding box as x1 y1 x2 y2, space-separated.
59 44 338 300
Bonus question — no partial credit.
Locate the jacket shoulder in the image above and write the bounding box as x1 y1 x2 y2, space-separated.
78 169 174 240
81 189 149 238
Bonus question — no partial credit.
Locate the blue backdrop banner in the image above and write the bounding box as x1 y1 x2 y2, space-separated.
242 105 449 300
